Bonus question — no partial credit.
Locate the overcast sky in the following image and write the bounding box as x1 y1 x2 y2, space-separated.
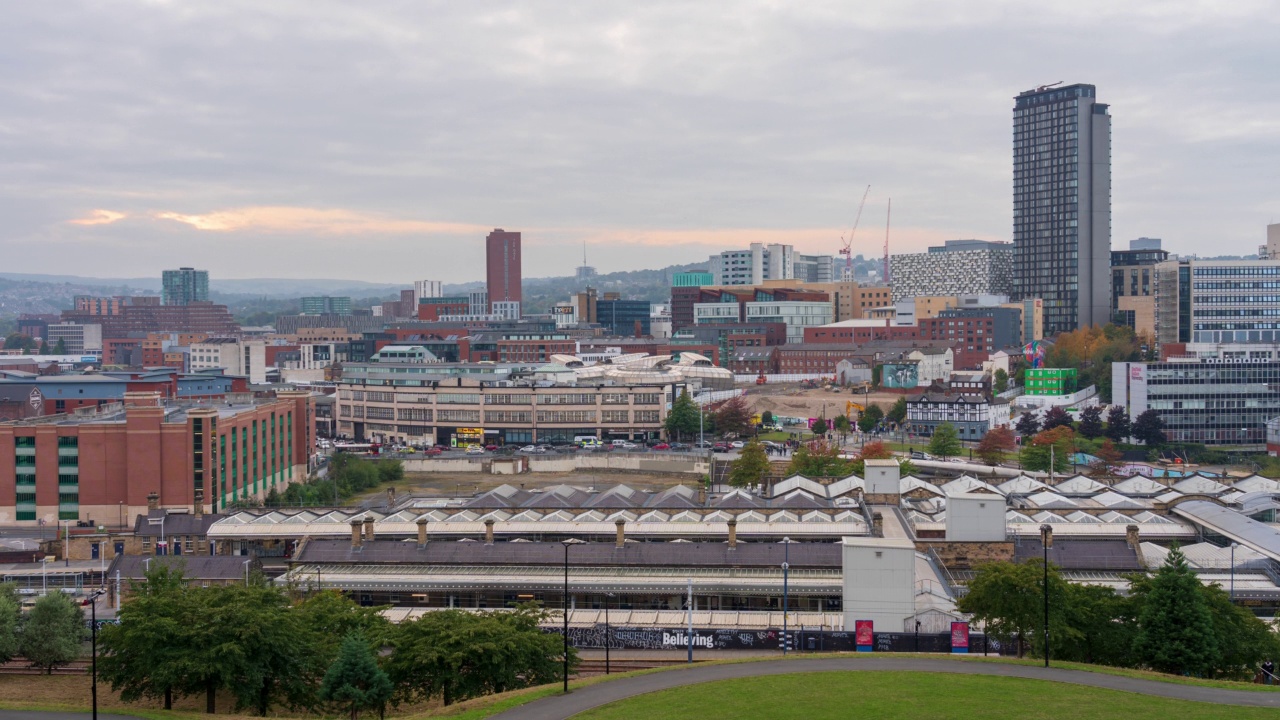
2 1 1277 283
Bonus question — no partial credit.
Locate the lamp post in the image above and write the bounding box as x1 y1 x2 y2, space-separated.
604 592 615 675
915 620 921 654
88 588 106 720
1040 524 1051 668
782 536 790 656
1230 542 1239 601
243 559 251 586
41 556 47 595
561 540 571 694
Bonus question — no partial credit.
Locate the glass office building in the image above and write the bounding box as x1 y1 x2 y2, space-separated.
1113 360 1280 449
1012 84 1111 335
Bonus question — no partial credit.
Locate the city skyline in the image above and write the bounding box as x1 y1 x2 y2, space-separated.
2 2 1277 282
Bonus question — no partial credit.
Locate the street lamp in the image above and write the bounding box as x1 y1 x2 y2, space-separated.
604 592 615 675
561 539 572 694
1230 542 1239 601
243 559 251 586
1040 524 1052 668
41 556 48 595
781 536 791 656
915 620 921 654
88 588 106 720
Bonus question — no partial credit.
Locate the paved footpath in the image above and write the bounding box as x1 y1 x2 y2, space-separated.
492 656 1280 720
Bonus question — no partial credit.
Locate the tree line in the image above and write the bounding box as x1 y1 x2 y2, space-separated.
99 565 572 717
0 584 86 674
959 546 1280 678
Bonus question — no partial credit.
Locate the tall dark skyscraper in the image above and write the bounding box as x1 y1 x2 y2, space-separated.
485 228 522 312
1012 83 1111 335
161 267 209 306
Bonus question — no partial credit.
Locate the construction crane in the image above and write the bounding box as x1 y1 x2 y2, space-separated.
839 185 871 281
883 197 891 283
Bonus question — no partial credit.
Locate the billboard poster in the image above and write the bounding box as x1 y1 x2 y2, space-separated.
881 363 919 389
950 622 970 653
855 620 874 652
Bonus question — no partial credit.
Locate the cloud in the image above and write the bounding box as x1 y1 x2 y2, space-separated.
153 206 491 236
68 209 127 226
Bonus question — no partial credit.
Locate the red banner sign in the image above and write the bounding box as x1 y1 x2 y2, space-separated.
951 622 970 653
855 620 874 647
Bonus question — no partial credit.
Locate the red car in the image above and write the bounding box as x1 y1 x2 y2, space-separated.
651 443 670 450
485 444 498 452
422 447 443 456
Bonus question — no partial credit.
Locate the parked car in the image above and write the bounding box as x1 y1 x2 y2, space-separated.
668 442 688 450
695 440 714 449
465 446 485 455
485 444 498 452
713 442 730 452
729 441 745 449
910 451 935 460
651 443 671 451
422 447 443 456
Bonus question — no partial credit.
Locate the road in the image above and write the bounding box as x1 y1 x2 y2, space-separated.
490 656 1280 720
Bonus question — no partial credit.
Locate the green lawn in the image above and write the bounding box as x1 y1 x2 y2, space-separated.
572 671 1274 720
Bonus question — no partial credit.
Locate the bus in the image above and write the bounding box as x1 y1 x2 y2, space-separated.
332 442 381 456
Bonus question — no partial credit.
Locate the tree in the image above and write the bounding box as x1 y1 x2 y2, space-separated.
811 417 829 436
19 591 84 674
976 426 1016 465
1197 582 1280 679
1057 583 1138 667
727 439 770 488
760 410 774 427
1078 405 1104 439
887 396 907 425
1091 439 1123 475
833 414 852 436
387 606 570 707
99 564 191 709
0 596 19 664
957 560 1073 659
1131 409 1166 447
927 422 962 460
1015 412 1040 439
1104 405 1131 443
1019 426 1074 475
857 405 884 434
992 368 1009 395
1133 546 1219 676
848 441 915 477
664 390 701 441
294 591 392 709
2 333 37 353
38 340 49 355
1042 406 1074 432
320 631 393 720
711 395 752 437
786 439 853 478
53 338 67 355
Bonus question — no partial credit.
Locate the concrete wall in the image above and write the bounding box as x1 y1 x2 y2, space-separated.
841 537 916 630
945 493 1008 541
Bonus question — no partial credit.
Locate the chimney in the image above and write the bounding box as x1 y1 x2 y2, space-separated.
1125 524 1140 549
416 517 429 547
386 486 396 506
350 519 363 550
727 518 737 549
363 516 375 543
615 519 626 548
872 512 884 538
146 492 159 512
484 519 495 545
1040 524 1054 550
193 492 203 518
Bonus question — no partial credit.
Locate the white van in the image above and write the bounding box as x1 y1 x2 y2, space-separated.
575 435 601 446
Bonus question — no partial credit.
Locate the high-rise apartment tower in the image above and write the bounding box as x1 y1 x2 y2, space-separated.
1012 83 1111 335
161 267 209 306
485 229 522 313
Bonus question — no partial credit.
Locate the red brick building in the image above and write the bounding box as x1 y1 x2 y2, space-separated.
0 390 313 525
62 301 239 337
775 344 857 375
918 316 996 370
486 229 522 308
803 322 920 344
